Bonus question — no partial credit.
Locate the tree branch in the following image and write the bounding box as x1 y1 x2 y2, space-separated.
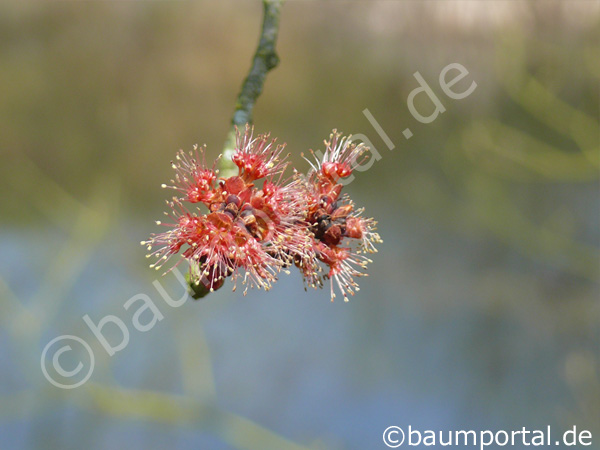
220 0 285 177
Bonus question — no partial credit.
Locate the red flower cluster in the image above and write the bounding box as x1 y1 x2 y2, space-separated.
142 127 381 301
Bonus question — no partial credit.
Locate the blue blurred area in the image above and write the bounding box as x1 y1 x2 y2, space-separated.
2 208 598 448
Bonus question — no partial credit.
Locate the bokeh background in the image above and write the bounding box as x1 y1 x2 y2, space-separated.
1 1 599 449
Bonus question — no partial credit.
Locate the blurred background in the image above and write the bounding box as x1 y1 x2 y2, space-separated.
1 1 599 449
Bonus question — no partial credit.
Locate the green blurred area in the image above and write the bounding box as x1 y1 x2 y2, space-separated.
0 1 598 449
2 1 597 281
1 1 598 238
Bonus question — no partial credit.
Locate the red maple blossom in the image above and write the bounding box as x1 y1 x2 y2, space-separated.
143 126 381 301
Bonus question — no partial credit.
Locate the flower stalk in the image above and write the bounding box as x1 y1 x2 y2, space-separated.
221 0 285 178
